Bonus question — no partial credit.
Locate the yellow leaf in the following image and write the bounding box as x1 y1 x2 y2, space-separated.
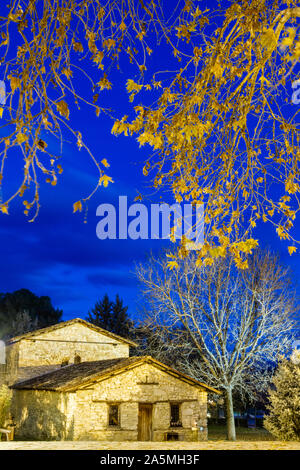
0 107 3 118
126 79 143 94
16 133 28 144
276 225 290 240
260 76 272 86
98 74 112 90
101 158 110 168
99 174 114 187
0 204 9 214
10 76 21 93
62 68 73 80
288 246 297 255
281 28 296 48
73 200 83 213
259 29 277 51
73 40 84 53
285 178 300 194
167 260 179 270
37 139 47 150
268 208 275 217
56 100 69 119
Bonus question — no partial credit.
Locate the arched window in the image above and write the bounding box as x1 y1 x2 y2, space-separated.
74 355 81 364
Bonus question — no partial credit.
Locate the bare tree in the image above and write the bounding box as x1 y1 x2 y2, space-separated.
136 250 297 440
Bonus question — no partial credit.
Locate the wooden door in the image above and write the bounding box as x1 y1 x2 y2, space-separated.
138 404 153 441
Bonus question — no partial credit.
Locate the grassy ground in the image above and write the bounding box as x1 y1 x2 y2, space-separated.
208 424 274 441
1 424 298 449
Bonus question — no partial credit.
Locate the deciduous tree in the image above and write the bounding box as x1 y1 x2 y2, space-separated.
0 1 299 261
136 250 297 440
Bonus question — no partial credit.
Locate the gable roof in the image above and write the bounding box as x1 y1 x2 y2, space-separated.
6 318 137 347
11 356 221 394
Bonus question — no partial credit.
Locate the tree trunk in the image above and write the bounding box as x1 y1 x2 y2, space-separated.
225 388 236 441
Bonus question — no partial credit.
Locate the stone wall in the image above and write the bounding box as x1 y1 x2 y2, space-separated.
12 389 76 440
73 362 207 441
3 323 129 385
17 323 129 367
11 363 208 441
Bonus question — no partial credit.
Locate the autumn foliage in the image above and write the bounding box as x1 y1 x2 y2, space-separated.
0 1 299 265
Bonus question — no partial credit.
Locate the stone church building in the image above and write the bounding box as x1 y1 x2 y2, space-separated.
0 318 220 441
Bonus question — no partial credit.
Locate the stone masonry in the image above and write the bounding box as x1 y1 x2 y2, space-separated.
1 319 219 441
1 320 131 385
12 362 208 441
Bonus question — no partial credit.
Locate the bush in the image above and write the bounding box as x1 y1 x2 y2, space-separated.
264 354 300 440
0 384 11 428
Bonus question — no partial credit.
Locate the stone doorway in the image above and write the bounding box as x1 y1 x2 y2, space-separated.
138 404 153 441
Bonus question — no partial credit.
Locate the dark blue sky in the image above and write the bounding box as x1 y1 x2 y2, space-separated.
0 1 299 322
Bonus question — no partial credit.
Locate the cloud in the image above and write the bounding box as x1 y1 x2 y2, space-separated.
87 269 137 287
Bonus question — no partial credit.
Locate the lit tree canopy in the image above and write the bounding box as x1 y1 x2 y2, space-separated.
0 0 177 219
115 0 300 267
0 1 299 264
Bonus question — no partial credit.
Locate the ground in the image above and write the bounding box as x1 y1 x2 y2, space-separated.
208 424 274 441
1 426 299 450
0 440 300 450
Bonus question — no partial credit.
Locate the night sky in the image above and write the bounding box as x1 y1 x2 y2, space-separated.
0 1 299 323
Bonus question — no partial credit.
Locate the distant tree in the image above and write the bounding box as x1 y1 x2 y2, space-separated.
87 294 134 339
0 289 62 339
112 295 135 338
264 353 300 440
10 311 39 338
86 294 113 332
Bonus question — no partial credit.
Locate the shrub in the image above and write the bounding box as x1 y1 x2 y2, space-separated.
264 354 300 440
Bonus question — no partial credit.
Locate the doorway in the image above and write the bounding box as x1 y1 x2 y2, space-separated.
138 404 153 441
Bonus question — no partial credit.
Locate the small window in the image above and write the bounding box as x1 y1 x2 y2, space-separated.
170 403 182 427
61 359 69 367
108 404 119 427
74 355 81 364
166 432 179 441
